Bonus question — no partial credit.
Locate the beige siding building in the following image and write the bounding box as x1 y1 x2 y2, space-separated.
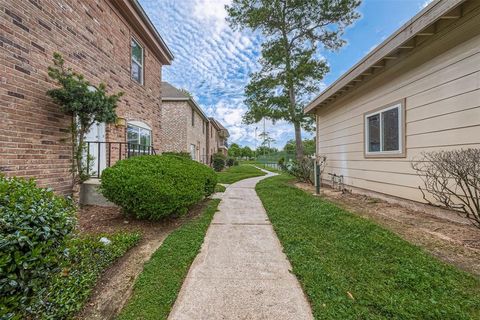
160 82 209 163
306 0 480 203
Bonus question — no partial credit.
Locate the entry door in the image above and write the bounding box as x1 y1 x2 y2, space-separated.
85 122 106 176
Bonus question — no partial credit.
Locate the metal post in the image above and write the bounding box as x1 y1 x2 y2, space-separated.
315 163 320 195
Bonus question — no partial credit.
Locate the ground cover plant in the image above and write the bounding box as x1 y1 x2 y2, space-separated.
256 174 480 319
100 155 216 219
30 232 140 319
0 175 139 319
118 200 220 320
216 164 266 184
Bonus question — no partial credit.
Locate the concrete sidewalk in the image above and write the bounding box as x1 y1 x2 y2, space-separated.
168 170 313 320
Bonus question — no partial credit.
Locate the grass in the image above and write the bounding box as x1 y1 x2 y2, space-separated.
216 164 266 184
256 174 480 319
214 184 226 193
118 199 221 320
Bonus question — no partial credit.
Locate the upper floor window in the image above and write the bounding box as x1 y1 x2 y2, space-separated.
364 101 404 157
131 38 144 85
191 108 195 126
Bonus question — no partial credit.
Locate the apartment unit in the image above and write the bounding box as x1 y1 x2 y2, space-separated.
0 0 173 194
160 82 209 163
306 0 480 205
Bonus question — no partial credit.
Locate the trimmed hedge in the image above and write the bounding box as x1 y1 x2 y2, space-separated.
0 176 76 318
100 155 217 219
162 151 191 159
212 153 226 172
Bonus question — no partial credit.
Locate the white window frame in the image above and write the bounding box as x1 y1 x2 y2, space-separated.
131 37 144 85
364 101 404 157
127 121 152 146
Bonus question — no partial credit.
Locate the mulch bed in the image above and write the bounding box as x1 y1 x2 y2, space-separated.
76 201 210 320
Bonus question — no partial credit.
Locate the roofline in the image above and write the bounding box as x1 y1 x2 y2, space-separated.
162 97 209 121
305 0 466 114
110 0 174 65
131 0 174 61
208 117 221 130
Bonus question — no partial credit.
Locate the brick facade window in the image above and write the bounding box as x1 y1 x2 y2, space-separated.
191 108 195 126
131 38 144 84
127 121 152 154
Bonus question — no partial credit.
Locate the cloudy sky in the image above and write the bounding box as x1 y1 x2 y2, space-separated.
139 0 432 149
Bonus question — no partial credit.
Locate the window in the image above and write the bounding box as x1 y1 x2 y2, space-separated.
202 121 205 134
190 144 196 160
131 38 144 84
365 101 404 156
191 108 195 126
127 121 152 156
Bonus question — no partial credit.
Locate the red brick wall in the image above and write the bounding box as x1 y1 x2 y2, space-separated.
0 0 164 194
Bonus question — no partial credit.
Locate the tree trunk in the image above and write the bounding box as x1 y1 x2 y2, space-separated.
294 121 304 161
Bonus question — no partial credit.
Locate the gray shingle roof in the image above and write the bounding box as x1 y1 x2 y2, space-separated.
161 82 190 99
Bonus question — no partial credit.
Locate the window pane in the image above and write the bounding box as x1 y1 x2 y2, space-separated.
139 128 151 146
131 61 142 83
382 107 399 151
367 114 380 152
131 39 143 64
127 126 139 144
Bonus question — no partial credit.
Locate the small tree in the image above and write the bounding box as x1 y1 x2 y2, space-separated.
228 143 242 158
412 149 480 228
47 53 123 191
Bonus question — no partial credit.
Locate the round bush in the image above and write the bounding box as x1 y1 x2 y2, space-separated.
226 158 235 167
0 176 76 315
212 153 226 172
100 155 217 220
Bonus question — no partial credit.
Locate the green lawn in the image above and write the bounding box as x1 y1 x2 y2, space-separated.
256 175 480 319
216 164 266 184
118 200 220 320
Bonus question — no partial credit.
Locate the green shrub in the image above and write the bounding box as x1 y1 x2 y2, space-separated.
100 155 216 219
0 176 76 318
212 153 226 172
162 151 191 159
226 158 235 167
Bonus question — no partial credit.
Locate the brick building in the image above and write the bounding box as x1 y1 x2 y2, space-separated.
208 117 229 158
160 82 209 163
161 82 229 164
0 0 173 194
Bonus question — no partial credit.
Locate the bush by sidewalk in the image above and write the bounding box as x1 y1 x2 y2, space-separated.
0 176 76 317
100 155 217 219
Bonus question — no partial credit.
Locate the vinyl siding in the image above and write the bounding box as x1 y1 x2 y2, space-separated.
315 6 480 203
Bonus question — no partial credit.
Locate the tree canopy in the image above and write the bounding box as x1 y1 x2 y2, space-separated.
284 139 315 155
226 0 361 160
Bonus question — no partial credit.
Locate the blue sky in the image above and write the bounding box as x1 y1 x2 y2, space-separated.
139 0 432 149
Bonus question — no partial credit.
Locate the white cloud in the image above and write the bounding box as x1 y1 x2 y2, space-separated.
192 0 232 33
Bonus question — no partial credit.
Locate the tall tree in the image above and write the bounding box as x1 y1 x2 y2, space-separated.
226 0 361 160
228 143 242 158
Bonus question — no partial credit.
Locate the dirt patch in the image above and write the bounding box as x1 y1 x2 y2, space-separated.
294 182 480 276
76 201 209 320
